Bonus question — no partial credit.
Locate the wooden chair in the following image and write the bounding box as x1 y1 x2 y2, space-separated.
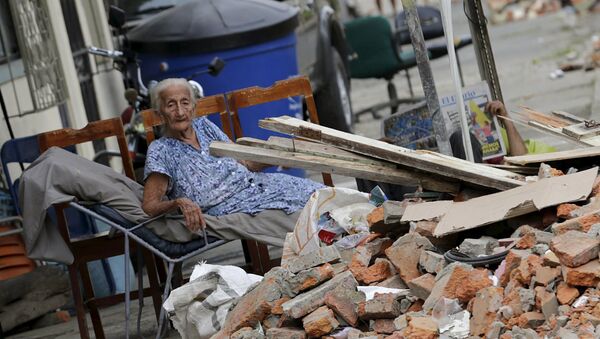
38 118 163 339
140 94 273 274
226 76 334 187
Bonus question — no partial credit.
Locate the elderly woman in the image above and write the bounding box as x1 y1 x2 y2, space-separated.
142 78 324 246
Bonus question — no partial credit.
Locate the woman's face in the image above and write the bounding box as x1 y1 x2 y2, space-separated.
160 84 193 133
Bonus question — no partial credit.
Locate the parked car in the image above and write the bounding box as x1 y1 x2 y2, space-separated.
110 0 355 132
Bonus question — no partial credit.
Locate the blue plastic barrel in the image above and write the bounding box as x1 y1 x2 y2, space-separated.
129 0 303 177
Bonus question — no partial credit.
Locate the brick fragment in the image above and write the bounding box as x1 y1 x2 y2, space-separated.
288 263 334 294
404 316 438 339
534 266 559 286
385 232 434 283
550 231 600 267
500 250 530 286
414 220 437 237
302 306 339 337
424 263 492 311
358 293 401 320
407 273 435 301
511 253 543 285
515 232 536 249
419 250 447 274
284 246 340 273
324 287 365 327
364 237 393 258
282 270 357 319
541 292 559 320
470 286 504 337
217 267 295 336
371 319 396 334
553 212 600 234
516 311 545 329
271 297 291 315
557 203 578 219
265 327 306 339
262 315 280 331
353 260 392 284
543 251 561 267
562 260 600 287
367 206 384 228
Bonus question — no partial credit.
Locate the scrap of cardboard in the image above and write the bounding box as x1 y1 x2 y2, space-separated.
434 167 597 237
402 167 598 237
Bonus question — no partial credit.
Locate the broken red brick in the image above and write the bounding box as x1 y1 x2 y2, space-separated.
535 266 560 286
500 250 530 286
407 273 436 301
302 306 339 337
443 267 493 303
515 232 536 249
511 254 543 285
404 316 438 339
557 203 578 219
367 206 384 227
288 263 335 294
385 233 434 283
354 260 392 285
358 293 401 320
563 260 600 287
470 286 504 337
324 287 365 327
266 327 306 339
550 231 600 268
371 319 396 334
516 312 545 329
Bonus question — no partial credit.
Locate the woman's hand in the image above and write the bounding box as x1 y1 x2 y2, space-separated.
175 198 206 232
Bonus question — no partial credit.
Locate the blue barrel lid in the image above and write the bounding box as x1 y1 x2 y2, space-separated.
128 0 299 54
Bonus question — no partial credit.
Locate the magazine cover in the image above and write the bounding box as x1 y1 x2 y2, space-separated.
439 81 507 160
382 102 438 151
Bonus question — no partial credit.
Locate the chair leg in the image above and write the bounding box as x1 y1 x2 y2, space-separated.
156 263 175 339
387 80 399 115
79 262 105 339
142 248 163 322
67 264 90 339
242 239 264 274
405 69 415 98
256 243 271 273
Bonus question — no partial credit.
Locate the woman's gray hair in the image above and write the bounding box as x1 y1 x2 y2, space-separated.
150 78 196 113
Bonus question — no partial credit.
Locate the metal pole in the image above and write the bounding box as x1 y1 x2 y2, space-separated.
400 0 453 156
464 0 504 102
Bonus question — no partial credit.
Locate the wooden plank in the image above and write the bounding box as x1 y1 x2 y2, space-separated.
562 122 600 140
486 164 539 175
552 110 585 123
209 141 460 193
236 136 396 168
258 116 525 191
505 146 600 165
430 167 598 237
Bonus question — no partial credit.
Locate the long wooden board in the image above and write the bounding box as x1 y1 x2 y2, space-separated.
236 136 396 168
258 116 524 191
209 142 460 193
505 146 600 166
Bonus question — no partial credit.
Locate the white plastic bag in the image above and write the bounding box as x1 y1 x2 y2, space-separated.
163 263 262 339
288 187 369 256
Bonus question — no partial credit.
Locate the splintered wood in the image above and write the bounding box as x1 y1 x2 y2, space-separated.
257 116 524 191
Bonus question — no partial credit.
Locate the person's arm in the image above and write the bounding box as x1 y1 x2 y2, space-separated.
142 173 206 232
486 101 528 156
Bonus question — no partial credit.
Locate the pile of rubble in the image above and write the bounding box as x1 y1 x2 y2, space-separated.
209 169 600 339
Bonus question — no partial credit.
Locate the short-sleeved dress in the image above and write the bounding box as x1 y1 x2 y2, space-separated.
144 117 324 216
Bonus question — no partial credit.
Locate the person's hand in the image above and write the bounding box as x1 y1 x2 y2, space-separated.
485 100 508 117
175 198 205 232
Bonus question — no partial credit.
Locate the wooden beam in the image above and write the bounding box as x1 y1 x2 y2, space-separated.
505 146 600 166
258 116 524 191
236 136 396 168
562 122 600 140
209 142 460 193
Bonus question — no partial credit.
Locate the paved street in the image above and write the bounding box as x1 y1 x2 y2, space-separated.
7 4 600 338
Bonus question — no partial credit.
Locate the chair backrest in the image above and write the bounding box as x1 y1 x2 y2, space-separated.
38 117 135 181
226 76 332 186
141 94 232 143
344 16 402 79
395 6 444 45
